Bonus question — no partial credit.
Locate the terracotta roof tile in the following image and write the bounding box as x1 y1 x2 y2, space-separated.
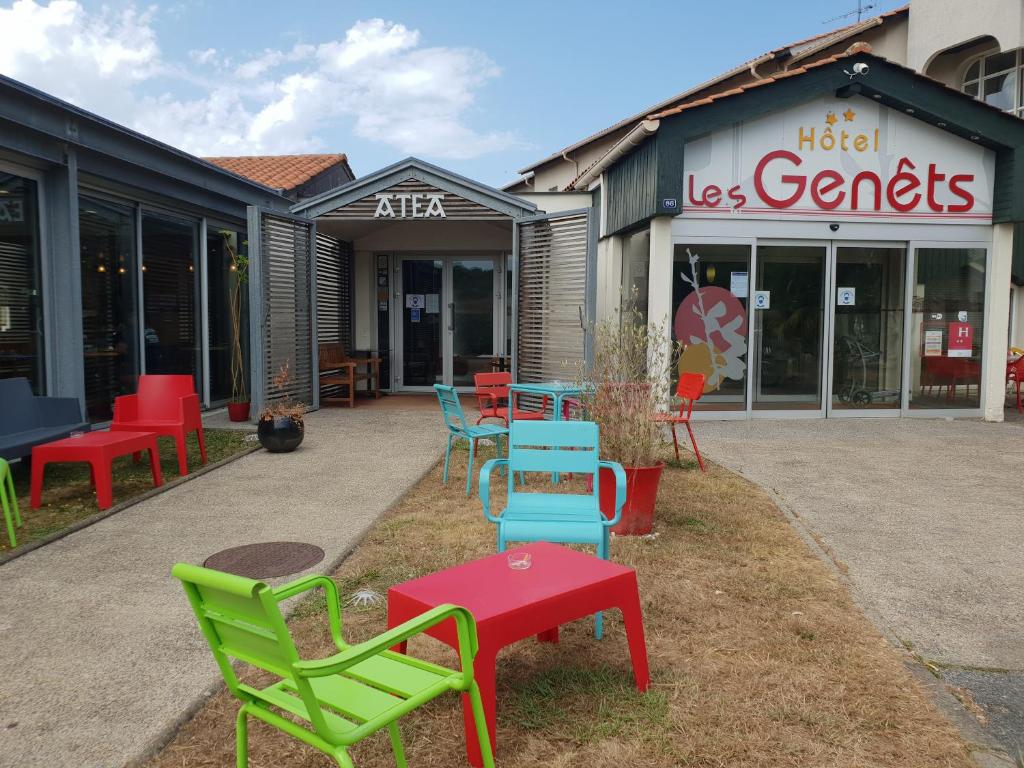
203 153 349 191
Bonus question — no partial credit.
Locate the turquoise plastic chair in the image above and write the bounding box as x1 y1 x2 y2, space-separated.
433 384 509 496
478 420 626 637
0 458 21 548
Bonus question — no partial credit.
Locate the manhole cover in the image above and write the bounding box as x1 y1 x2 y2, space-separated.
203 541 325 579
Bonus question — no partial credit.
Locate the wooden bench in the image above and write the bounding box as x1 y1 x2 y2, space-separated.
318 343 382 407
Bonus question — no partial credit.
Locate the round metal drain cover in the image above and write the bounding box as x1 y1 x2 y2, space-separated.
203 541 325 579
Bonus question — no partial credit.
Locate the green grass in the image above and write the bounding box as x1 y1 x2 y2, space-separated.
2 428 252 555
504 664 670 743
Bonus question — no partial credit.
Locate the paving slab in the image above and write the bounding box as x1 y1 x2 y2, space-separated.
696 415 1024 754
0 404 445 768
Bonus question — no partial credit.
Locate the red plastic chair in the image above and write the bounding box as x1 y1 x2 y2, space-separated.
1008 356 1024 414
473 372 549 426
110 374 207 475
653 373 707 472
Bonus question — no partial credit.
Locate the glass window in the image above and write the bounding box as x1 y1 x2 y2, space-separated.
80 198 139 421
207 227 248 403
621 229 650 323
963 49 1022 114
0 172 43 393
909 248 986 409
672 243 750 410
142 213 200 387
983 69 1017 111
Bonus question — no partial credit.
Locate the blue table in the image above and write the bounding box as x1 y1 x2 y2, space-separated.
507 381 586 423
508 381 590 482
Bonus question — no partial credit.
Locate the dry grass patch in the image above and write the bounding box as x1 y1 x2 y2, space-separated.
150 444 972 768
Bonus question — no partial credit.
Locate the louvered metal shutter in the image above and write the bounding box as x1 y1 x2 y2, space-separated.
248 209 315 413
314 232 353 351
514 210 594 389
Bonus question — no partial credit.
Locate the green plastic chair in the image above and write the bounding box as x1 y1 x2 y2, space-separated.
0 458 21 547
173 563 494 768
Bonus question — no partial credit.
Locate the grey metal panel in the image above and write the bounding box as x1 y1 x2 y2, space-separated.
258 210 315 411
292 156 537 219
515 209 592 389
42 149 85 401
309 219 319 411
246 206 265 414
605 138 658 235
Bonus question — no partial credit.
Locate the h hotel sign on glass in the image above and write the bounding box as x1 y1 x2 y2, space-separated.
374 192 446 219
682 96 995 223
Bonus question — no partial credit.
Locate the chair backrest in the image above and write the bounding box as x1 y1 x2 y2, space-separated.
508 420 600 496
434 384 468 433
1011 356 1024 379
135 375 196 420
675 373 706 418
172 563 334 738
319 342 349 369
474 372 511 402
0 377 39 433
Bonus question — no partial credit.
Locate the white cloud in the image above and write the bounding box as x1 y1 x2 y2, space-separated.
0 2 520 159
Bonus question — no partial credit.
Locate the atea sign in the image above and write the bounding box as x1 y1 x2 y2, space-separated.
682 95 995 223
374 192 446 219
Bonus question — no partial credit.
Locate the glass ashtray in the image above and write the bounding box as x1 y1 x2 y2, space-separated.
507 552 532 570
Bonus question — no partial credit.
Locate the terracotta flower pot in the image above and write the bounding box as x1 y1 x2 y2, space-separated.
598 462 665 535
227 401 250 422
257 415 304 453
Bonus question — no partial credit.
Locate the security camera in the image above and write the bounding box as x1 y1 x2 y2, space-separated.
845 62 870 79
829 223 840 232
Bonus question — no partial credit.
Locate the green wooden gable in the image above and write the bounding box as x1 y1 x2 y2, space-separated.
605 54 1024 236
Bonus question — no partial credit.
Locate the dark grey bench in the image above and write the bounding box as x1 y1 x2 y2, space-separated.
0 377 90 462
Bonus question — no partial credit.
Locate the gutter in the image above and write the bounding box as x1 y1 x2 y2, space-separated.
568 119 659 191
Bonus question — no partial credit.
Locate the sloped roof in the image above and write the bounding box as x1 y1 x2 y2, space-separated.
516 4 909 177
204 153 351 192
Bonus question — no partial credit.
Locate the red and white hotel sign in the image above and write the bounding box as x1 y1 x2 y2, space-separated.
682 96 995 222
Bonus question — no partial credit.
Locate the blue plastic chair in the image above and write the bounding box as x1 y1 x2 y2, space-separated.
0 458 21 548
478 420 626 638
434 384 509 496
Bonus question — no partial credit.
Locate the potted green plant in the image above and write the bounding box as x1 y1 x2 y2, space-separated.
257 361 306 452
578 299 675 535
222 230 251 422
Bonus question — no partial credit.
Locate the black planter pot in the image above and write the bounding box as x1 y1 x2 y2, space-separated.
257 415 305 453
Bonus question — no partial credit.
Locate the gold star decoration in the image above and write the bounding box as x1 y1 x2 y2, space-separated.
825 111 838 126
843 107 856 122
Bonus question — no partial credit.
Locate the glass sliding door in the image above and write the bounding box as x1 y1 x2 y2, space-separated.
830 246 905 411
400 258 443 388
908 247 986 410
207 227 248 404
0 172 43 392
80 198 140 421
451 258 495 387
672 243 750 410
142 213 200 388
752 244 827 411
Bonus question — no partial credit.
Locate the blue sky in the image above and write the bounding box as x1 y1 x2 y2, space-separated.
0 0 905 186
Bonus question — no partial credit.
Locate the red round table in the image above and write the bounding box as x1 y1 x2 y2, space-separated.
30 430 163 511
387 541 650 767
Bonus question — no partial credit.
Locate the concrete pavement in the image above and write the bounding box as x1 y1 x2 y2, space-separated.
696 415 1024 753
0 403 445 768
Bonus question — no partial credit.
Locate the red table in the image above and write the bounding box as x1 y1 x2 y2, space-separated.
387 541 650 766
31 431 163 511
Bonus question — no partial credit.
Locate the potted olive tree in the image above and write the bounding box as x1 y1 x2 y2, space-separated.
578 300 676 535
257 361 306 452
221 230 251 422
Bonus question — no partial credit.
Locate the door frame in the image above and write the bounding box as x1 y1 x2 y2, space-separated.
749 238 832 420
825 240 908 419
391 252 504 392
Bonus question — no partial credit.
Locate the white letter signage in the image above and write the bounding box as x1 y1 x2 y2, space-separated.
373 192 447 219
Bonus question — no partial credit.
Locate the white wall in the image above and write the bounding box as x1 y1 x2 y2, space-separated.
984 223 1014 420
909 0 1024 71
516 192 593 214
